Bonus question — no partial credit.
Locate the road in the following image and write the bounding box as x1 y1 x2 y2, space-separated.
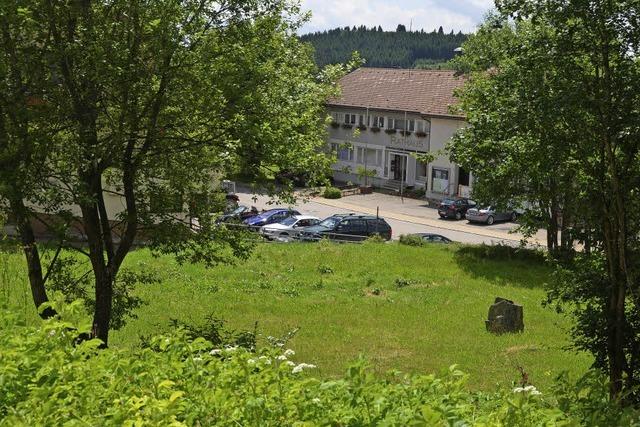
236 188 546 246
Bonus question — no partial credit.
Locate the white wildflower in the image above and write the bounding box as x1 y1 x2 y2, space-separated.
210 349 222 355
514 385 542 396
224 345 238 352
285 361 295 367
259 356 271 365
247 358 256 365
276 355 288 361
284 349 295 357
292 363 317 374
312 398 321 404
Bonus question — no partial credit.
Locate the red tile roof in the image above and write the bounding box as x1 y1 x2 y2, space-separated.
327 68 465 119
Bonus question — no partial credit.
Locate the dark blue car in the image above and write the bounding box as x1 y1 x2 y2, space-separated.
243 208 301 230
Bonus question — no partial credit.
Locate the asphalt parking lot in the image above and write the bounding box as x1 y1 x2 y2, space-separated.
235 189 546 246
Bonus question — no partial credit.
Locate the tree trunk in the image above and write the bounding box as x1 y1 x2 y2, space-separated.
602 210 629 400
79 174 113 346
547 208 558 252
9 197 56 319
560 209 572 253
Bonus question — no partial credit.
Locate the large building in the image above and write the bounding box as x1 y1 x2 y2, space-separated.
326 68 471 200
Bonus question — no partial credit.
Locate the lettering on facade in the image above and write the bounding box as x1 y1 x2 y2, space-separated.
389 135 426 150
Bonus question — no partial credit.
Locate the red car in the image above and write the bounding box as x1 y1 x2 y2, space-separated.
437 198 477 220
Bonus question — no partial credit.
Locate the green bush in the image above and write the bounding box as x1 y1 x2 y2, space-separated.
1 300 638 425
399 234 425 246
364 234 386 244
323 186 342 199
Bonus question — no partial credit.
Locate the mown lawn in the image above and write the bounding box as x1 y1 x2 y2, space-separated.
1 241 591 390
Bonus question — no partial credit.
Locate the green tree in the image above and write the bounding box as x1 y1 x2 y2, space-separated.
452 2 640 401
449 17 580 251
0 0 345 345
0 1 60 318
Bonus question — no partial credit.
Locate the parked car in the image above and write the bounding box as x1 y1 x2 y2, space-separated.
260 215 320 240
298 214 392 242
243 208 301 230
410 233 453 244
216 205 259 224
465 205 518 225
437 198 477 220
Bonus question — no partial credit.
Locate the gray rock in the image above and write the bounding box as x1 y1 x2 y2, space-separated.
486 297 524 334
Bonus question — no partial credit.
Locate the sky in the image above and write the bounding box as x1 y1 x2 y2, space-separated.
298 0 495 34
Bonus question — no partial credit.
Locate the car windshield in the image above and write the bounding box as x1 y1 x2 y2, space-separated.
279 217 297 226
441 199 455 205
230 206 246 215
318 217 339 228
262 209 282 217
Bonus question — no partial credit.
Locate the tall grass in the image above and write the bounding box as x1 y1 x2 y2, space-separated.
0 243 38 325
2 241 592 390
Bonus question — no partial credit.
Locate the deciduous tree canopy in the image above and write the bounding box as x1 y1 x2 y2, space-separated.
0 0 350 345
451 1 640 402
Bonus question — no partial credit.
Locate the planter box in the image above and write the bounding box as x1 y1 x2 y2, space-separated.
359 186 374 194
341 187 360 197
384 129 397 135
341 123 353 129
370 126 381 133
357 125 367 131
330 122 340 129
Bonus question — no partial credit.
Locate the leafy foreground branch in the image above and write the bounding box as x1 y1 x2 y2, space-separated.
1 301 638 426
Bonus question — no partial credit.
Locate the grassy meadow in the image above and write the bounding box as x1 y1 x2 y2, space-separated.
1 241 592 391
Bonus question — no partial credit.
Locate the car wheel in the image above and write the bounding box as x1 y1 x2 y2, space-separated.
455 211 462 220
486 216 495 225
510 212 517 222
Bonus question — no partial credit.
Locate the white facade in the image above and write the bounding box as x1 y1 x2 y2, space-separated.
327 108 471 200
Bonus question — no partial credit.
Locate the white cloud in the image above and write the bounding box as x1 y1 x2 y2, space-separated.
299 0 490 34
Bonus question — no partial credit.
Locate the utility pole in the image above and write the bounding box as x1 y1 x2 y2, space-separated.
364 106 369 187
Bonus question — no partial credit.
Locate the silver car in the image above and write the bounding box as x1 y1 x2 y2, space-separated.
260 215 320 240
465 206 517 225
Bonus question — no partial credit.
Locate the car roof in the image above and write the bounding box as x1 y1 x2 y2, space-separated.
292 215 319 220
263 208 296 214
331 213 385 220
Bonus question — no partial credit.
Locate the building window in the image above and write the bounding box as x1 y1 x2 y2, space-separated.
344 114 356 125
331 142 353 162
356 147 381 166
416 120 430 133
332 112 343 123
389 118 415 131
358 115 366 126
371 116 384 128
431 168 450 194
416 161 428 181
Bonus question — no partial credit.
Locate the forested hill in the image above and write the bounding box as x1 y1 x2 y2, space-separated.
300 25 468 68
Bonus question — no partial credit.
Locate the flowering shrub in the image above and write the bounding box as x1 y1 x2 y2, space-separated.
1 300 638 425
